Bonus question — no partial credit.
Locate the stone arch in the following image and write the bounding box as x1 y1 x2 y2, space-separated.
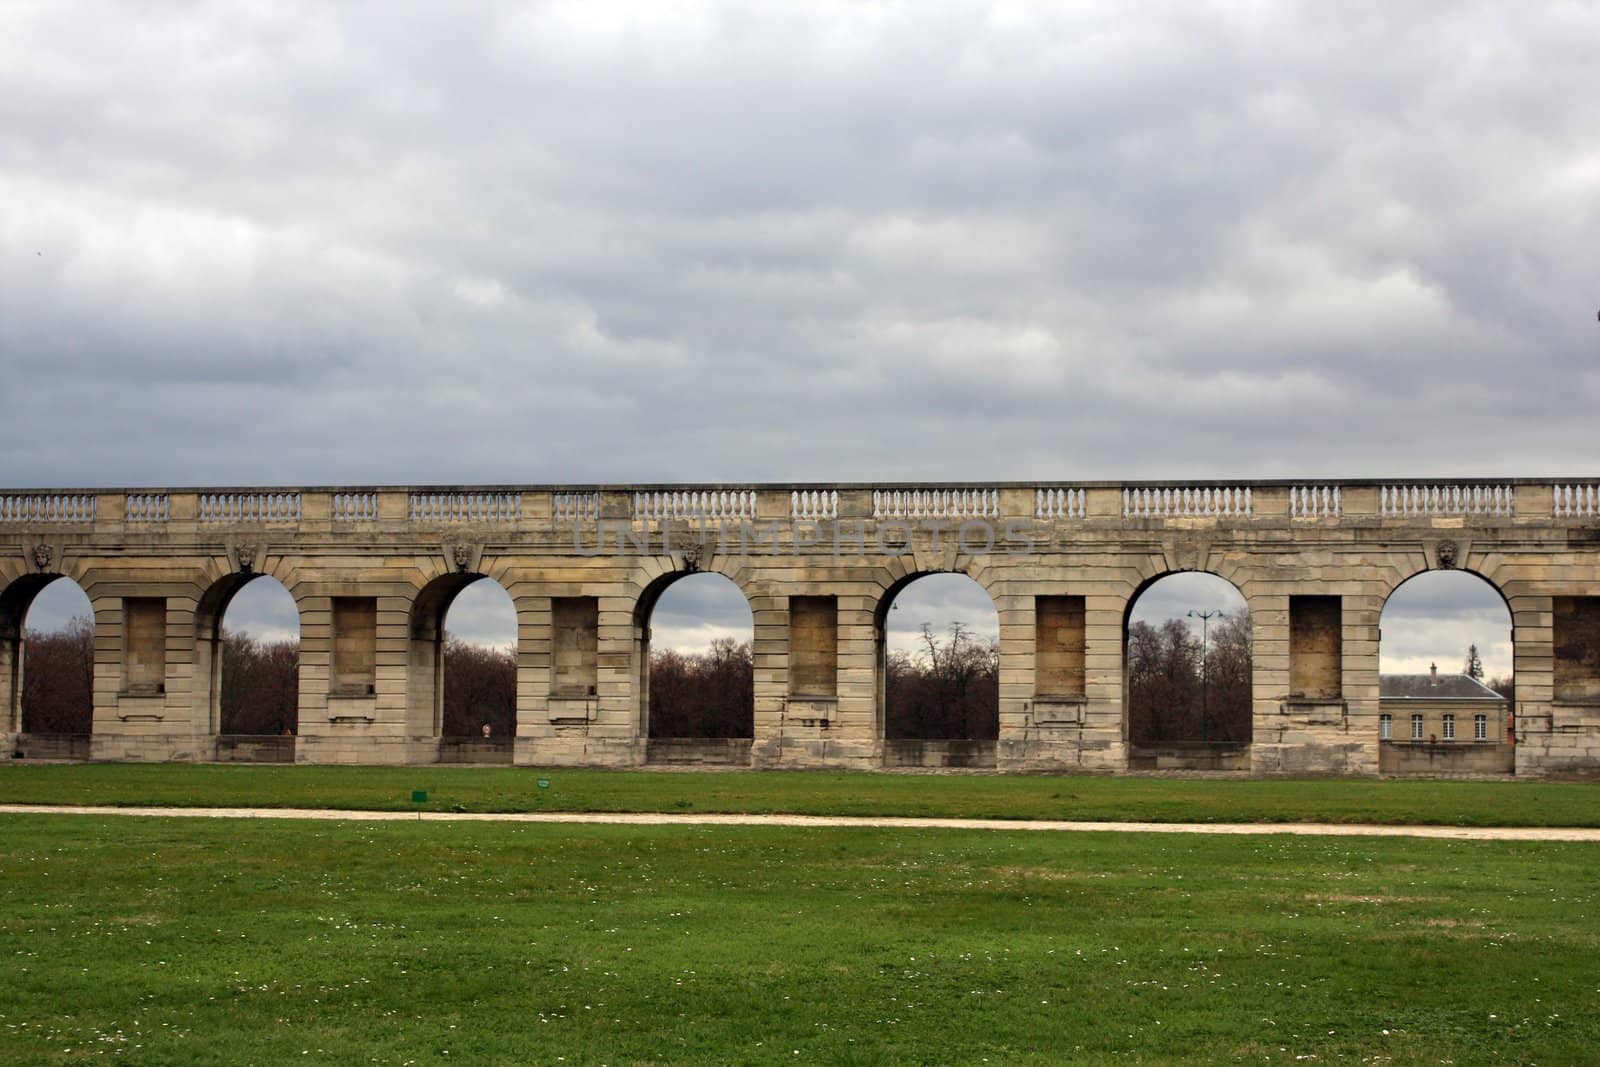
873 566 1000 768
1377 567 1514 774
631 561 754 761
194 572 301 749
1122 569 1253 769
408 572 518 751
2 573 94 751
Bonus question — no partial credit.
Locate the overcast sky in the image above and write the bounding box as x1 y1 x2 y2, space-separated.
7 3 1586 673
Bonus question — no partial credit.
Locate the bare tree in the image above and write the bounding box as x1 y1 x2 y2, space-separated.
221 632 300 734
885 622 999 740
649 638 753 738
442 637 517 737
1127 611 1251 743
21 616 94 734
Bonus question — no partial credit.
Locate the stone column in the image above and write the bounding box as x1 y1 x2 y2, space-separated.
1081 592 1129 771
1511 594 1555 775
835 594 881 766
0 621 19 738
749 592 788 767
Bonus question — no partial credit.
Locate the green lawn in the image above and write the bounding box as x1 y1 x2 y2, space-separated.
3 762 1600 826
1 814 1596 1064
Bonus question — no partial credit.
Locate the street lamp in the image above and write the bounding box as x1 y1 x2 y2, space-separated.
1188 609 1217 742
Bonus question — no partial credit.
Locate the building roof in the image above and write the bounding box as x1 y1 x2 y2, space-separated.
1379 673 1507 701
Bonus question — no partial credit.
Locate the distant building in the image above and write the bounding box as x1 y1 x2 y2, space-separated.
1378 663 1513 775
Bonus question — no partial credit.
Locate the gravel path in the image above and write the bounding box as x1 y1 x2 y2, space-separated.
3 803 1598 840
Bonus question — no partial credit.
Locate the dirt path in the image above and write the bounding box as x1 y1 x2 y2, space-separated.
2 803 1598 840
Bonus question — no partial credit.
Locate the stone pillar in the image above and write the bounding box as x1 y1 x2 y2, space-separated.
89 594 122 748
1512 594 1557 775
834 595 881 765
1247 593 1292 771
1342 588 1385 776
1080 593 1128 771
993 585 1033 765
599 588 646 764
1004 592 1095 771
515 581 639 769
749 592 788 767
295 593 413 765
511 592 555 763
404 595 443 752
88 592 212 763
0 620 19 738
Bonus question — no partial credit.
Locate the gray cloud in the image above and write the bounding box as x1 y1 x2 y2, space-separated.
3 2 1596 487
648 572 752 653
886 574 998 656
222 577 302 645
1128 572 1247 628
442 578 518 650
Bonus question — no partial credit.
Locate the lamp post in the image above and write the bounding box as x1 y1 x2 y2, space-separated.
1189 609 1217 742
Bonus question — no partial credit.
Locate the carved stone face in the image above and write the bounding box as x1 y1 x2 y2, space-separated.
681 541 704 572
236 544 256 573
452 544 472 571
1436 540 1458 569
32 543 52 571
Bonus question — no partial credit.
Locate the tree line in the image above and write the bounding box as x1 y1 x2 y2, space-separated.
650 637 754 737
1126 613 1252 744
18 617 94 734
885 623 999 740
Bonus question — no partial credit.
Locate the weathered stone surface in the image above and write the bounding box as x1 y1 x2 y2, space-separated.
1289 595 1341 699
3 479 1598 777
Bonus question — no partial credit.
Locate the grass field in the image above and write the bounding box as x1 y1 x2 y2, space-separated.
3 763 1600 827
1 813 1597 1064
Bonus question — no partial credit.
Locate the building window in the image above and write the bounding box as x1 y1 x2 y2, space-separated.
1380 713 1392 740
1442 714 1455 740
1411 714 1424 741
1475 714 1488 740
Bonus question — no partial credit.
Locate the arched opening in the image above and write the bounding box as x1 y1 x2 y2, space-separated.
412 575 517 763
1124 572 1252 770
876 572 999 768
1378 571 1513 776
199 575 300 761
3 575 94 759
638 571 753 765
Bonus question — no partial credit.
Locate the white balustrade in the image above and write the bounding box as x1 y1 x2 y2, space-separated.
332 492 380 522
1379 484 1513 518
553 492 600 522
790 490 838 521
7 480 1600 530
872 488 999 520
125 493 170 523
632 490 759 522
0 494 97 523
1123 486 1251 518
1289 485 1340 518
1035 488 1085 519
198 492 302 523
409 492 522 523
1553 484 1600 518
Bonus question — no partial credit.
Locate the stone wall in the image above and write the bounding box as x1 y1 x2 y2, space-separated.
1 479 1598 777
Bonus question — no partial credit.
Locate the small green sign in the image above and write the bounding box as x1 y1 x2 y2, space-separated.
537 778 551 790
411 790 428 803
